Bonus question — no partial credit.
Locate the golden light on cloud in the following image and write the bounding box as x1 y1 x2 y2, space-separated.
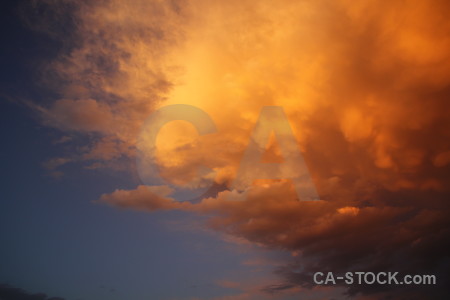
25 0 450 298
29 0 450 209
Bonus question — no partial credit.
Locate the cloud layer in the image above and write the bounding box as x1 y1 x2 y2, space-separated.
24 0 450 299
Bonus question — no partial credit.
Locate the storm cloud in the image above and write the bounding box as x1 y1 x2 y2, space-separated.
22 0 450 299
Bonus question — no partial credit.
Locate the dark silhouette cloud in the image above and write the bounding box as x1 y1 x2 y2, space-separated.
0 284 65 300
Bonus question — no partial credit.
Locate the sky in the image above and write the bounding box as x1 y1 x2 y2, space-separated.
0 0 450 299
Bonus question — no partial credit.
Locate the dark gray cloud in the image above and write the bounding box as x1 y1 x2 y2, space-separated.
0 284 65 300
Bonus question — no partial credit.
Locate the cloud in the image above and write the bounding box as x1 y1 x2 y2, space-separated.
100 180 450 298
40 99 115 133
20 0 450 298
0 284 65 300
22 0 187 169
23 0 450 189
216 280 240 289
98 185 185 211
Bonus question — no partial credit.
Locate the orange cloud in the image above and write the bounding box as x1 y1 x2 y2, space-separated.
24 0 450 298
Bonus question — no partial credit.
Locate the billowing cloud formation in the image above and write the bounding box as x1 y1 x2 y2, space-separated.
25 0 450 299
26 0 450 185
99 181 450 298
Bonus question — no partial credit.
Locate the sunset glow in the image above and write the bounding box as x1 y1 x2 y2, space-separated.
1 0 450 299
